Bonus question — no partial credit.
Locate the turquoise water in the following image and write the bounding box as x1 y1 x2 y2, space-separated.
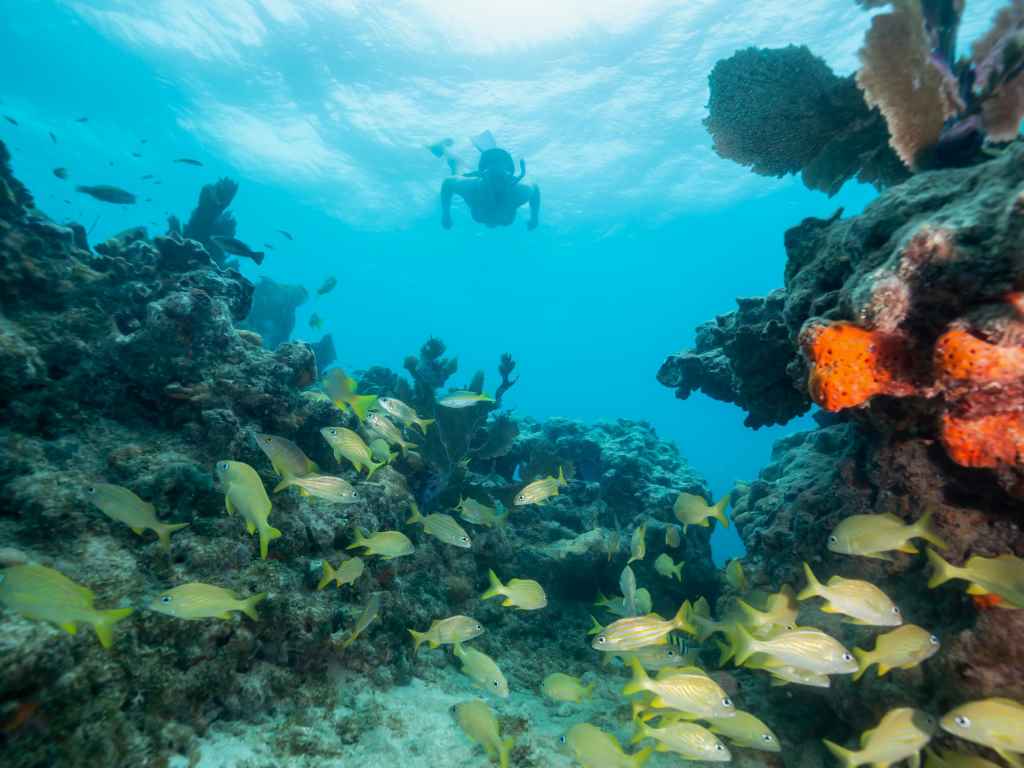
0 0 1000 562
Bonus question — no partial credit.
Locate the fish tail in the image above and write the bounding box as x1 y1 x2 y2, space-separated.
732 623 758 666
926 548 961 589
414 418 434 435
155 522 189 552
272 475 295 494
587 615 604 636
406 503 424 525
494 510 509 528
241 593 267 621
347 529 367 551
712 493 731 528
671 561 684 581
498 736 514 768
632 746 654 767
556 465 567 487
251 250 265 265
349 394 378 423
797 561 823 601
715 638 735 666
629 722 650 745
851 647 872 682
317 560 337 590
823 740 858 768
261 525 283 559
481 569 504 601
365 459 384 480
408 628 426 654
399 440 417 457
622 657 650 697
92 607 134 650
914 510 947 550
672 599 697 636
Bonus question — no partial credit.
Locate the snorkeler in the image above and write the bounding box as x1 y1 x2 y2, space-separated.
430 131 540 230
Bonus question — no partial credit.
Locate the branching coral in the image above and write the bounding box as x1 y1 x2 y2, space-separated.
972 0 1024 141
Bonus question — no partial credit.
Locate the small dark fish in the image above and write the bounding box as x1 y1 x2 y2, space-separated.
277 229 294 241
49 132 57 144
3 116 17 126
75 117 88 123
131 152 142 158
140 139 148 144
108 161 115 167
76 185 137 204
174 158 203 166
309 313 323 331
52 167 68 180
144 197 152 202
263 243 275 250
141 174 154 180
317 276 338 296
211 235 264 265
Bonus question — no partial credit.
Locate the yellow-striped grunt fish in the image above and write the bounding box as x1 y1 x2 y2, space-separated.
407 503 471 549
926 747 1003 768
629 523 646 564
275 474 359 503
216 460 281 559
665 525 681 548
707 710 781 752
542 672 595 703
852 624 940 681
654 553 683 581
745 657 831 688
514 466 567 506
346 529 414 560
798 562 902 626
252 432 318 489
560 723 653 768
317 557 364 590
732 624 857 675
149 582 266 621
454 641 508 697
631 721 731 762
824 708 936 768
455 497 507 528
86 482 189 551
622 659 735 718
322 368 377 421
725 559 747 590
481 569 546 610
409 614 484 653
320 427 384 478
439 390 495 408
368 438 397 466
940 698 1024 767
927 549 1024 608
592 602 694 651
673 492 730 533
595 589 653 618
339 592 381 649
0 563 133 648
365 411 417 456
604 642 698 671
453 699 514 768
736 585 798 634
378 396 434 434
829 510 946 559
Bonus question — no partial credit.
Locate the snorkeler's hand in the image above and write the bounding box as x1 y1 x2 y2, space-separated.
442 211 453 230
527 216 538 231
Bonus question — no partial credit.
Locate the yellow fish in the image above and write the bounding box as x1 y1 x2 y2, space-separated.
940 698 1024 768
927 549 1024 608
595 589 653 618
607 530 621 561
377 396 434 434
454 699 514 768
622 659 735 718
407 503 471 549
368 438 397 465
0 564 132 648
798 562 902 626
592 602 694 651
439 390 495 408
455 497 508 528
654 553 683 581
320 427 384 478
317 557 364 590
630 721 731 762
628 523 646 564
339 592 381 649
852 624 940 681
454 641 508 697
365 411 417 456
725 559 747 590
829 510 946 559
665 525 681 548
673 492 730 533
560 723 653 768
481 569 547 610
514 466 567 506
824 708 936 768
150 583 265 621
86 483 189 551
736 585 798 634
542 672 595 703
322 368 377 421
707 710 781 752
732 624 858 675
409 614 484 653
347 529 414 560
744 657 831 688
275 474 359 503
605 643 698 671
926 748 1003 768
252 432 318 489
216 460 281 559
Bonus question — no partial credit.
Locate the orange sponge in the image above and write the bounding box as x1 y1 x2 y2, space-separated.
940 411 1024 468
804 322 913 410
934 329 1024 385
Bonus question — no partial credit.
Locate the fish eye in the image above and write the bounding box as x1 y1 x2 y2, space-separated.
492 680 500 687
475 624 483 631
954 715 970 728
218 461 229 471
86 486 96 494
722 697 733 707
596 636 607 644
842 653 853 662
329 428 337 435
460 536 470 543
828 535 838 544
160 595 172 604
559 736 567 745
761 734 774 742
929 635 939 645
892 606 901 614
715 744 725 752
351 491 359 498
264 437 272 444
667 649 677 657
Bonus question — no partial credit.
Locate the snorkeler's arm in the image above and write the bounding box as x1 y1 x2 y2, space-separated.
441 177 458 229
527 183 540 230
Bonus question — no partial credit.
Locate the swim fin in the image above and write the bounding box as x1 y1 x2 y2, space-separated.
471 129 497 152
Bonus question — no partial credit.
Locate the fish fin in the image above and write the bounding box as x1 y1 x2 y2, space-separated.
365 459 384 480
876 663 891 677
501 598 514 607
673 599 697 636
897 543 920 554
996 751 1023 768
428 639 440 649
622 657 651 697
632 745 654 767
913 509 947 550
260 525 283 559
965 584 989 595
225 496 236 516
414 418 434 435
241 593 267 621
154 522 189 552
408 628 426 654
60 621 78 635
852 647 872 681
797 561 822 601
823 740 857 768
731 623 758 667
557 465 567 487
91 607 133 649
498 736 514 768
130 526 145 535
348 394 378 423
715 639 735 666
629 723 650 745
347 529 367 551
245 520 257 534
317 560 337 590
307 459 320 474
908 755 921 768
712 494 731 528
405 503 424 525
588 615 604 636
272 477 293 494
481 569 504 601
926 548 961 589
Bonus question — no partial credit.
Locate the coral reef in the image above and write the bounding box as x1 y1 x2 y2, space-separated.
239 276 310 350
169 177 239 267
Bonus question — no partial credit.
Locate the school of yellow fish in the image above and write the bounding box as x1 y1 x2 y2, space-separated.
0 366 1022 768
